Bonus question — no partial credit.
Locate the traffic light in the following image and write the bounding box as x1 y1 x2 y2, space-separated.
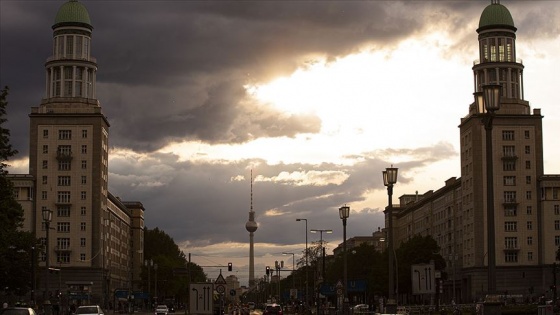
266 266 270 275
228 262 232 271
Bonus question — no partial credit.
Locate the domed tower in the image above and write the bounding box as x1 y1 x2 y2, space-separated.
29 0 111 301
459 0 544 299
245 171 258 288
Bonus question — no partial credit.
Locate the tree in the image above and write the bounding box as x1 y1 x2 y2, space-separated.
143 227 206 305
0 86 36 298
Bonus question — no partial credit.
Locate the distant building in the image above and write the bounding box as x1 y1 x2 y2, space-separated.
8 0 145 306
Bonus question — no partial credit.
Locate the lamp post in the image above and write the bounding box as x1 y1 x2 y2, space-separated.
42 208 53 314
339 206 350 315
310 228 332 315
382 166 398 313
145 259 153 306
154 263 158 305
474 84 501 294
296 218 309 308
282 252 296 293
103 218 109 310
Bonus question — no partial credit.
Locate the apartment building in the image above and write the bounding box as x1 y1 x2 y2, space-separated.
387 1 559 303
9 0 145 306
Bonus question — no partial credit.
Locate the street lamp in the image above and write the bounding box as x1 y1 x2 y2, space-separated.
145 259 153 305
382 166 398 313
310 228 332 315
282 252 296 291
475 84 501 296
339 206 350 315
296 218 309 307
41 208 52 299
154 263 158 305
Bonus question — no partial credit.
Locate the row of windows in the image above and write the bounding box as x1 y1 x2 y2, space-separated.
42 144 88 154
503 160 532 171
42 160 88 170
50 175 88 186
42 222 88 232
504 221 534 231
56 206 87 217
43 129 88 139
40 191 88 201
502 145 531 156
503 175 532 186
502 130 531 141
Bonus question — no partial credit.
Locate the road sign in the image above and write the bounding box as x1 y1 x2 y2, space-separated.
215 273 226 284
230 289 236 296
190 283 213 315
216 285 225 294
411 262 435 295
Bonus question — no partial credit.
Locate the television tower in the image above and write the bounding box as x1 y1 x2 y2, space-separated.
245 170 258 288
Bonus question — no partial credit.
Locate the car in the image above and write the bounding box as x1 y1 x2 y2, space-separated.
155 305 169 315
351 304 369 313
167 305 175 313
263 304 282 315
75 305 104 315
0 307 37 315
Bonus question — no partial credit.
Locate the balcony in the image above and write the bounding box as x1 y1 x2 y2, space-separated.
54 246 72 252
503 198 518 205
56 151 73 161
501 152 518 160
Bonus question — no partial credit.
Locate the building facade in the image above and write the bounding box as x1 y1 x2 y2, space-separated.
9 0 145 307
387 1 559 303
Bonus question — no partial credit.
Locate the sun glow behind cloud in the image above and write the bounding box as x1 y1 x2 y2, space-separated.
162 34 472 171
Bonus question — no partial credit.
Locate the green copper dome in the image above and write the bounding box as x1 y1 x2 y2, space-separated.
479 2 515 29
54 0 91 27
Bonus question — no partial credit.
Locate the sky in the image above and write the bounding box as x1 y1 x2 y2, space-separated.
1 0 559 287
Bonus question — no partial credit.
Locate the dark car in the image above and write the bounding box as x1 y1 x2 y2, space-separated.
0 308 37 315
263 304 283 315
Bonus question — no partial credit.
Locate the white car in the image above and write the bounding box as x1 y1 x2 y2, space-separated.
75 305 104 315
155 305 169 315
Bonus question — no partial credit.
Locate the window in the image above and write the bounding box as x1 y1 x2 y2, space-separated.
505 252 518 262
41 191 47 200
526 191 532 200
502 130 515 141
80 238 86 247
527 221 533 230
555 220 560 230
42 176 48 184
525 161 531 169
527 236 533 245
42 160 48 169
504 206 517 216
503 145 515 157
57 222 70 233
58 176 71 186
505 221 517 231
556 236 560 246
43 145 49 154
504 191 516 203
505 237 517 249
57 191 70 203
81 145 87 154
526 176 531 184
503 160 516 171
56 252 70 264
555 205 560 215
527 206 533 215
504 176 516 186
554 188 559 200
524 130 530 139
81 160 87 169
43 130 49 138
81 176 87 184
57 205 70 217
81 191 86 200
527 252 533 261
56 238 70 250
58 160 71 171
58 145 71 155
525 146 531 154
82 130 87 138
58 130 72 140
80 222 86 231
80 253 86 261
80 206 86 216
